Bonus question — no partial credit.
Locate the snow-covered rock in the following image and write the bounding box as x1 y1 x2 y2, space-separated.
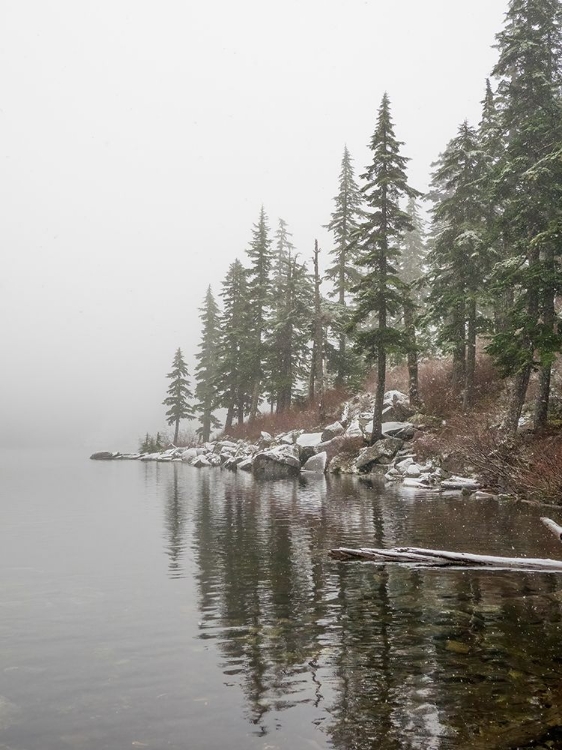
192 455 211 468
252 449 300 479
302 451 327 473
321 421 344 442
440 476 480 491
181 448 198 462
405 464 422 478
344 419 363 438
356 438 403 472
382 422 415 439
237 457 254 472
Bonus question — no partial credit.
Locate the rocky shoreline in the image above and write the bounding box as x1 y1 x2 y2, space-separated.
91 390 485 495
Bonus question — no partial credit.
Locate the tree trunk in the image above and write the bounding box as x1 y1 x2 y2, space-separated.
173 420 179 445
463 298 477 410
403 297 420 409
372 347 386 443
534 245 556 430
225 404 234 433
309 240 324 412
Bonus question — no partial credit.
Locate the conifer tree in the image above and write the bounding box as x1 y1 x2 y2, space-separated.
486 0 562 433
400 196 426 407
325 146 364 386
215 259 252 430
163 348 194 444
272 218 295 288
426 121 491 408
194 286 222 442
245 207 273 420
350 94 420 442
267 253 313 412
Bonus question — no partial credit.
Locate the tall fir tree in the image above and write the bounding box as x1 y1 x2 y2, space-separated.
350 93 420 442
245 207 273 420
266 253 313 413
163 348 194 444
400 196 426 407
486 0 562 433
325 145 364 387
215 259 252 430
194 286 222 442
426 120 492 408
272 218 295 289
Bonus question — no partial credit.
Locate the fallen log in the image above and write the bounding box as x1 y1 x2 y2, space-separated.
329 517 562 571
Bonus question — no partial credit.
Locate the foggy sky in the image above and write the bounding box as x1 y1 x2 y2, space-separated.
1 0 506 450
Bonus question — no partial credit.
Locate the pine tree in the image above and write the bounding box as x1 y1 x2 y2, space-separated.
350 94 420 442
325 146 364 386
163 348 194 444
215 259 252 430
400 196 426 407
266 253 313 413
245 207 273 420
426 121 492 408
272 218 295 289
486 0 562 433
194 286 222 442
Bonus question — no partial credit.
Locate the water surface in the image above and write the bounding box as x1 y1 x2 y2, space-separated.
2 450 562 749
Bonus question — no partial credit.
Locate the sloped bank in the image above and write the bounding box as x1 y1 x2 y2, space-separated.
91 390 481 494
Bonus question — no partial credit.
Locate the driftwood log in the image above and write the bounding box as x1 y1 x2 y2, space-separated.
328 517 562 572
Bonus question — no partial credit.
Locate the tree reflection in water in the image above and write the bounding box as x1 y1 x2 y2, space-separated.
179 468 562 748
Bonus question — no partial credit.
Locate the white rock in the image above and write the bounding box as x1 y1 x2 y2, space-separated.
192 455 211 467
345 419 363 438
237 457 254 471
395 457 415 474
181 448 198 462
403 476 432 488
440 476 480 491
384 390 409 405
303 451 327 473
405 464 422 478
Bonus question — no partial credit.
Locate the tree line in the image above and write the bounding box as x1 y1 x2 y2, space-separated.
160 0 562 446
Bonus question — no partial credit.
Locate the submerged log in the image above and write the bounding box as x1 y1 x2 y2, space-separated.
329 517 562 572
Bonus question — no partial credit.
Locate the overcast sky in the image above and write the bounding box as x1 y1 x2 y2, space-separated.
1 0 507 450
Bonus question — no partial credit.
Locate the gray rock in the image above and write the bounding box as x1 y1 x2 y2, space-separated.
395 457 415 474
328 453 359 474
355 438 403 472
321 421 344 442
344 419 363 438
237 457 254 472
252 450 301 479
90 451 116 460
303 451 327 473
405 464 422 478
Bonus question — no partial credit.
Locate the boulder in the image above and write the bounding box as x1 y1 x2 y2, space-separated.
440 476 480 491
403 476 433 489
237 457 254 472
395 457 415 474
382 421 415 440
321 421 344 442
328 453 359 474
181 448 198 462
252 449 301 479
298 445 317 465
192 455 211 468
344 419 363 438
355 438 403 472
90 451 116 460
405 464 422 478
302 451 327 473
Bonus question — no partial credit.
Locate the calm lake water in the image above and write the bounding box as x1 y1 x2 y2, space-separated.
2 450 562 750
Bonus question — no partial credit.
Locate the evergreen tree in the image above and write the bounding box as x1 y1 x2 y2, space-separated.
272 218 295 288
350 94 420 442
426 121 492 408
486 0 562 433
266 253 313 413
400 196 426 407
245 207 273 420
325 146 364 386
194 286 222 442
215 259 252 430
163 348 194 444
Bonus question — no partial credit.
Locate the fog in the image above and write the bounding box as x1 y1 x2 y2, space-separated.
1 0 506 451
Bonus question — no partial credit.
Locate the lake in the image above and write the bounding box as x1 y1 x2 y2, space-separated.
2 450 562 749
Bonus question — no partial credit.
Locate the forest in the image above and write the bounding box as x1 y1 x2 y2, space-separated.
156 0 562 461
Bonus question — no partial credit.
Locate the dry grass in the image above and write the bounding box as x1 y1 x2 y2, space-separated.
222 387 351 443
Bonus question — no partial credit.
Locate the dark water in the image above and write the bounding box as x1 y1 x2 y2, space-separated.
2 451 562 750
